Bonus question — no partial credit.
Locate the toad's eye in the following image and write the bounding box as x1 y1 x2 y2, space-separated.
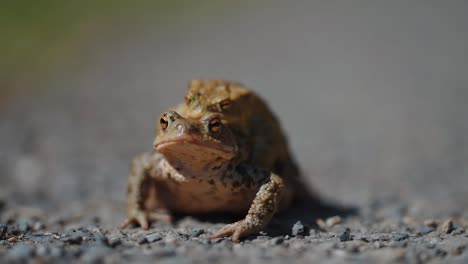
160 115 169 130
208 118 222 133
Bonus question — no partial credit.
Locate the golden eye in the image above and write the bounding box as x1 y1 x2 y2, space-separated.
160 115 169 130
208 118 222 133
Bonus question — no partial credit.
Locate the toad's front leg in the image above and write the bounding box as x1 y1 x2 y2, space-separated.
209 172 286 242
120 152 172 229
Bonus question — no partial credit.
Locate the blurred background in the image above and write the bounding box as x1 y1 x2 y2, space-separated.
1 0 467 223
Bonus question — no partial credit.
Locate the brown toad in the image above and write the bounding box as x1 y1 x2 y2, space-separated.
121 80 309 241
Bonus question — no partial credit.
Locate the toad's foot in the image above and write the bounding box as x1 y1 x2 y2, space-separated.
120 210 173 229
210 172 286 242
209 218 262 242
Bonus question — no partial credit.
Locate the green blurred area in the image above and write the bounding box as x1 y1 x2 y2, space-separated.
0 0 217 97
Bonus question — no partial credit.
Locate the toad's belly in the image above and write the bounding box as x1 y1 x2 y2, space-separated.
153 178 258 214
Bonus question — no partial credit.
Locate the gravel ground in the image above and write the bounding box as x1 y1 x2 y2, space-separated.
1 91 467 264
2 2 468 263
0 197 467 264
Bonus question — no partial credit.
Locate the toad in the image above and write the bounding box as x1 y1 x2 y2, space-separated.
121 80 310 242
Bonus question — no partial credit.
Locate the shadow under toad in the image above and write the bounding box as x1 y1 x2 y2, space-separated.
171 196 357 237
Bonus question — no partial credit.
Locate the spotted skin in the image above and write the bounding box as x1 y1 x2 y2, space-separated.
121 80 309 241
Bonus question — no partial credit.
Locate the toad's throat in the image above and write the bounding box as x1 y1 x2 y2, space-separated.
155 139 235 175
155 138 235 161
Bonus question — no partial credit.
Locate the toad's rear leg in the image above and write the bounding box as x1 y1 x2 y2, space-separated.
120 152 173 229
209 172 287 242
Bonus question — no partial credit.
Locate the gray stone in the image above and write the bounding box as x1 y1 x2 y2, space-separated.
442 219 454 234
391 232 409 241
291 221 305 236
192 228 204 237
61 230 84 244
338 228 351 242
416 225 435 235
146 233 163 243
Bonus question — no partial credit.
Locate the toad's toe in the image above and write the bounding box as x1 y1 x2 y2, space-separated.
209 219 259 242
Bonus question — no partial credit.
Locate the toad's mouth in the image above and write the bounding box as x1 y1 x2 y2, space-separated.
154 138 235 160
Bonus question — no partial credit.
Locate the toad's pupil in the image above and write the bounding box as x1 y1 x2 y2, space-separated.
160 117 168 129
209 120 221 132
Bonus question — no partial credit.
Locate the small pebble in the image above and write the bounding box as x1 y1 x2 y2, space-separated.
292 221 305 236
441 219 454 234
326 216 342 227
146 233 163 243
61 231 83 244
416 226 435 235
338 228 351 242
391 233 409 241
192 228 204 237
